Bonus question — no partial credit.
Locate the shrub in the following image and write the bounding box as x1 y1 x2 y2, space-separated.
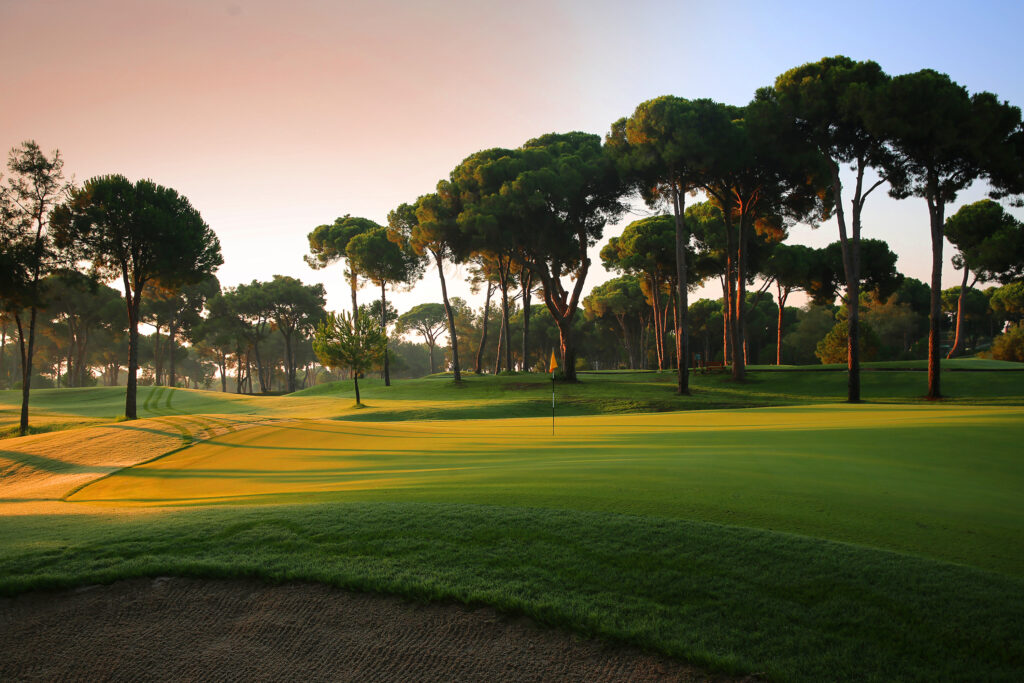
815 320 881 364
991 323 1024 362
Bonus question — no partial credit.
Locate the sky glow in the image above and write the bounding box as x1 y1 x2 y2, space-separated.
2 0 1022 318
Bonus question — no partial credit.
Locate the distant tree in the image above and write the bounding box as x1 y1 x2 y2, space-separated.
610 96 717 393
943 200 1024 357
41 270 122 387
502 133 627 381
52 175 222 419
0 141 72 433
784 304 837 364
773 56 892 401
262 275 326 393
894 277 933 318
862 293 926 359
990 281 1024 324
143 275 219 387
991 323 1024 362
229 281 274 392
808 239 903 307
687 298 723 367
941 286 990 353
871 69 1024 398
396 303 448 374
601 215 679 371
446 149 522 375
583 275 649 369
305 215 377 322
466 262 496 374
357 299 399 328
391 195 465 381
761 244 820 365
313 311 385 405
193 292 246 392
685 97 827 380
345 226 424 386
816 319 881 364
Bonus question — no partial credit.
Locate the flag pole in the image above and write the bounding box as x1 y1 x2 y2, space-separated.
549 348 557 436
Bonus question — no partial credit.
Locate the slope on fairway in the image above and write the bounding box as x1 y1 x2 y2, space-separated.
0 414 276 515
69 404 1024 575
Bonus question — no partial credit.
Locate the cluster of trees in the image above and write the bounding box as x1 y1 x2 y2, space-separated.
310 56 1024 401
0 147 224 433
5 56 1023 433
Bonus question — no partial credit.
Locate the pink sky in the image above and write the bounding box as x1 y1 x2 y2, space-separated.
3 0 1022 320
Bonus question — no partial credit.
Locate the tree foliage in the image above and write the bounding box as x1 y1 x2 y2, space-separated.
52 175 222 418
313 310 385 405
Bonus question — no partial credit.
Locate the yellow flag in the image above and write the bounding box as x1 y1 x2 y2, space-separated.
548 349 558 373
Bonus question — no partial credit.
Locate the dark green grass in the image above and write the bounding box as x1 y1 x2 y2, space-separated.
299 366 1024 421
2 503 1021 682
4 363 1023 433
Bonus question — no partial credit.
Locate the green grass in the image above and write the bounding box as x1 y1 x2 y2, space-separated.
5 363 1023 434
64 406 1024 576
3 368 1024 681
2 503 1022 682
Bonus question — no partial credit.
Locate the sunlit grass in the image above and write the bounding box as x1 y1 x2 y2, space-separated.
61 405 1024 576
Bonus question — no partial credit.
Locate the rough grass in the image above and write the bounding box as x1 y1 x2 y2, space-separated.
2 503 1022 682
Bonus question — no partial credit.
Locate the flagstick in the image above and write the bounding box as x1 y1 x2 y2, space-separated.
549 347 557 437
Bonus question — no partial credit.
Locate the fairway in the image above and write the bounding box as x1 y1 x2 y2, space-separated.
68 404 1024 574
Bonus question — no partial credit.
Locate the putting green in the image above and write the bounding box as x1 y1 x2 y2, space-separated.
68 404 1024 574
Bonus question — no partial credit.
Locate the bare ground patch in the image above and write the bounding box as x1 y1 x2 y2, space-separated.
0 577 751 682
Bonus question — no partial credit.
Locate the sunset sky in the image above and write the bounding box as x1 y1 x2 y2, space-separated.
3 0 1023 318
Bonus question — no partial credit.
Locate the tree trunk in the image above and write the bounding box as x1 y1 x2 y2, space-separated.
125 288 142 421
350 270 359 324
650 277 664 371
435 250 461 381
776 283 788 366
220 352 227 392
15 307 38 434
616 315 632 368
353 375 361 405
947 265 971 359
427 339 435 374
927 194 945 399
493 310 505 375
475 281 493 374
721 276 730 365
671 182 689 395
830 163 862 403
732 211 748 381
253 343 268 393
235 348 244 394
0 326 6 390
381 281 390 386
497 261 512 374
75 328 89 387
554 316 577 381
153 326 163 386
284 331 295 393
521 266 532 372
168 324 177 388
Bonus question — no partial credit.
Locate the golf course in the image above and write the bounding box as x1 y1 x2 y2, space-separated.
2 365 1023 681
